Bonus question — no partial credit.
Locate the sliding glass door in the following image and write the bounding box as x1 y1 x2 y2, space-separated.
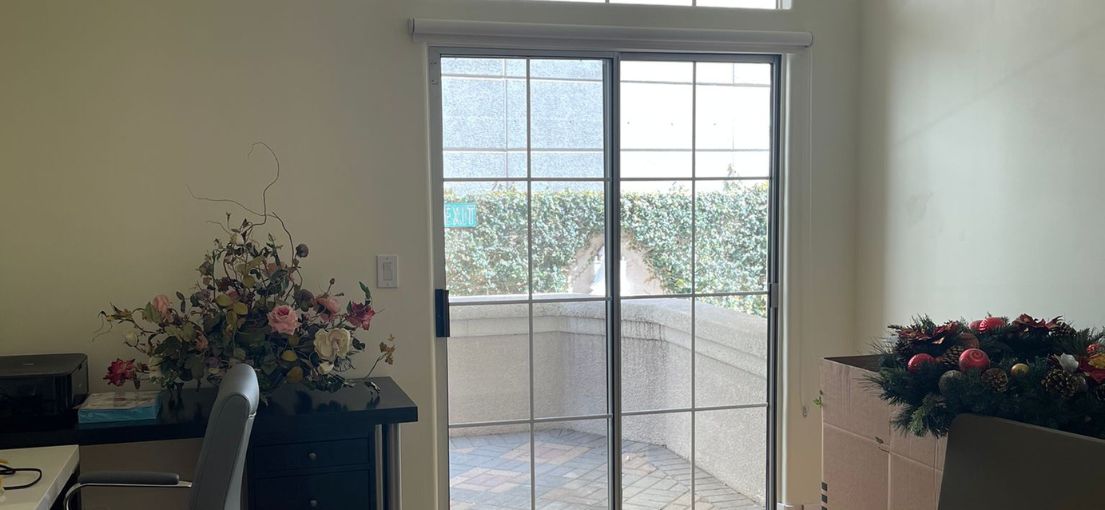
431 50 779 510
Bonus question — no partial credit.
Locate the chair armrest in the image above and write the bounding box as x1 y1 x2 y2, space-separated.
64 471 191 510
79 470 182 486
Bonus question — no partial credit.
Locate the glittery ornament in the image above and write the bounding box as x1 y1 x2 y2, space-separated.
977 316 1007 333
938 370 964 394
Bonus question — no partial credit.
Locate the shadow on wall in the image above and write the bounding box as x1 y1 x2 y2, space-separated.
447 297 768 502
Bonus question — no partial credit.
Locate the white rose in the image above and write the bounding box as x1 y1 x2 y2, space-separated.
230 233 244 245
314 328 353 361
124 332 138 344
314 330 334 360
318 361 334 375
1058 353 1079 373
330 329 352 358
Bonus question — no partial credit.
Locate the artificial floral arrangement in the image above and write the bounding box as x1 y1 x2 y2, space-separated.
873 314 1105 438
98 145 395 397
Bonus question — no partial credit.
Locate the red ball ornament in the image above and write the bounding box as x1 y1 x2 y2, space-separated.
1088 343 1105 356
907 353 937 374
968 319 983 331
977 316 1007 333
958 332 980 349
958 348 991 372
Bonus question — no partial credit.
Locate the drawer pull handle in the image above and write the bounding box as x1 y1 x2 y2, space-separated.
308 452 318 461
309 498 319 508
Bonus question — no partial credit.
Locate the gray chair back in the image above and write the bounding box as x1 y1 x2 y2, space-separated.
939 414 1105 509
189 363 260 510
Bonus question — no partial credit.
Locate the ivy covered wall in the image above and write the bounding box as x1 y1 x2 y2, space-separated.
444 182 769 316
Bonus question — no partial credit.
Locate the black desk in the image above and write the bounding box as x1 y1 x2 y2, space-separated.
0 377 417 510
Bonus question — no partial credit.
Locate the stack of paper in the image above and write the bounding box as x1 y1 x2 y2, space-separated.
77 391 161 423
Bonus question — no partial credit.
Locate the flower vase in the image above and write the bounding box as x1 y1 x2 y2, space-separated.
168 382 185 408
113 387 130 404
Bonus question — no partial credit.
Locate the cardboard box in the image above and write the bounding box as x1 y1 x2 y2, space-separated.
821 356 945 510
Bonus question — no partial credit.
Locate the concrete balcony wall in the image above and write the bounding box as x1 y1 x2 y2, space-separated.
447 295 768 503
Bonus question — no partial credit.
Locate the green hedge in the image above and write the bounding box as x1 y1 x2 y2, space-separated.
445 182 769 316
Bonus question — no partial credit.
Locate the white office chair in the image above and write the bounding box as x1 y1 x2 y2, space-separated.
938 414 1105 509
64 363 259 510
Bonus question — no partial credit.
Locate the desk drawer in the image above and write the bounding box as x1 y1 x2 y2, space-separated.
252 438 370 474
253 470 372 509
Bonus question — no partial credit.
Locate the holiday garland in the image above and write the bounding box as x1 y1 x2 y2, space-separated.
873 314 1105 438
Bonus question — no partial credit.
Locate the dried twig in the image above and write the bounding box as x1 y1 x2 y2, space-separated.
188 142 296 255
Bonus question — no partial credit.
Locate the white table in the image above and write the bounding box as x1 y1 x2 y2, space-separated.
0 445 79 510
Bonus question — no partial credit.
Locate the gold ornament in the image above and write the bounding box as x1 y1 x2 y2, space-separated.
1010 363 1031 377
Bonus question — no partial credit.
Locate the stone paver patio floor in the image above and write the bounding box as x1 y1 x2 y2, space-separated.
450 428 762 510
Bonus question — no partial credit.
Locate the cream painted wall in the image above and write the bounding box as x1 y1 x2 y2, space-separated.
0 1 858 508
857 1 1105 350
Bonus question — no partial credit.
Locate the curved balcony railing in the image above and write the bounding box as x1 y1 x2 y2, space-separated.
448 295 767 503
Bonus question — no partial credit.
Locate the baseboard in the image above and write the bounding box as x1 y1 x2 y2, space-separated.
777 503 821 510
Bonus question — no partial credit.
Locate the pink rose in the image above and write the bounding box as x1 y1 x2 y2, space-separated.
316 296 340 318
195 333 209 352
267 305 300 335
348 302 376 329
153 294 172 318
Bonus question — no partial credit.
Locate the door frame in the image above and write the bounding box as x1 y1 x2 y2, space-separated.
428 47 783 510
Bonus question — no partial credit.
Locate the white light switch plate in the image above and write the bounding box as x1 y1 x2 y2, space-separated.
377 254 398 288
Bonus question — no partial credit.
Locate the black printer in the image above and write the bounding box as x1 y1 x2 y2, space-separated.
0 353 89 423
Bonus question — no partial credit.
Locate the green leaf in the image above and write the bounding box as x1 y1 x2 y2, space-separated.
261 358 278 374
189 357 205 378
203 315 221 334
232 302 249 315
359 282 372 303
143 303 157 322
239 328 266 346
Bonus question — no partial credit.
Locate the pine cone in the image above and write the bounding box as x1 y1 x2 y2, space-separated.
1049 322 1077 338
893 340 915 359
982 368 1009 392
1042 369 1079 398
942 345 966 369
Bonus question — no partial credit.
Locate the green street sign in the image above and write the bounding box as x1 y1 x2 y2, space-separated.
445 202 478 228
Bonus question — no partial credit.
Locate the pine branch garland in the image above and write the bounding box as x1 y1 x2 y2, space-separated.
872 314 1105 438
